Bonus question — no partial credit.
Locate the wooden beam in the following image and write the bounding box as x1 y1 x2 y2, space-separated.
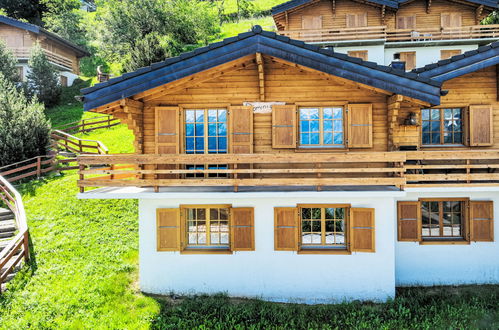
387 94 402 150
381 5 386 24
332 0 336 16
476 5 484 24
256 52 265 101
426 0 432 14
285 11 289 27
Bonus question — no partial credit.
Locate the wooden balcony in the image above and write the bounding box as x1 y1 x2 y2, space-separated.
76 150 499 192
278 24 499 44
11 47 73 70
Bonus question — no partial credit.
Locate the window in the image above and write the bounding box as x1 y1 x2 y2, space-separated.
347 50 368 61
398 52 416 71
184 108 228 177
346 13 367 28
60 75 68 87
300 205 348 249
396 16 416 29
184 206 230 249
299 107 344 147
302 16 322 29
421 108 463 145
441 49 461 60
421 200 465 240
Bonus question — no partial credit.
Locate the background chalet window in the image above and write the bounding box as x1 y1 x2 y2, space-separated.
421 200 464 239
299 107 344 147
184 109 227 178
300 206 347 249
185 206 230 249
421 108 463 145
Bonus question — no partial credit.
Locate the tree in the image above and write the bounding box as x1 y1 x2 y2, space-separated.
26 44 62 107
0 0 47 25
96 0 219 72
0 40 19 82
0 73 51 167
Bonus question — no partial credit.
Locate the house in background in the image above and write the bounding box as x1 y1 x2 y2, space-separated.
74 20 499 303
272 0 498 70
0 15 90 86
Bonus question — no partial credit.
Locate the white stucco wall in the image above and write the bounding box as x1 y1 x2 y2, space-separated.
16 64 78 86
138 191 400 304
333 44 385 64
396 189 499 286
384 44 478 68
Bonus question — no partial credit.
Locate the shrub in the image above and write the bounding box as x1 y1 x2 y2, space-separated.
25 44 62 107
0 40 20 83
0 73 51 167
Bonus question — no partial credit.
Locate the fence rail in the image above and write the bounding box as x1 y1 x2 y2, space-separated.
54 115 120 134
52 130 109 155
278 24 499 43
0 175 29 293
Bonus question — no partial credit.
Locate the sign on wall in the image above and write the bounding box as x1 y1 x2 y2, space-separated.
243 101 285 113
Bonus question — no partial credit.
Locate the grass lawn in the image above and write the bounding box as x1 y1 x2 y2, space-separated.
0 101 498 328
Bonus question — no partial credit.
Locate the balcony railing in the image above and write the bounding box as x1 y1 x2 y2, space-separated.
76 150 499 192
11 48 73 70
278 24 499 44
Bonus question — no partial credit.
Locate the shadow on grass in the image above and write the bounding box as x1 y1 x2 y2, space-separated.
149 286 499 329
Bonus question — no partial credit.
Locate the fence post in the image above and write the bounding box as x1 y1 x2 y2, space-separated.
79 164 85 193
36 156 41 178
79 139 83 153
82 119 86 133
107 115 111 128
23 231 30 261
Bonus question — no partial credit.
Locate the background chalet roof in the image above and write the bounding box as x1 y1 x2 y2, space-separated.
413 41 499 82
81 26 441 111
271 0 498 15
0 15 90 57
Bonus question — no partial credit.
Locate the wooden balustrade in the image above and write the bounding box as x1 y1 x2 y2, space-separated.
278 24 499 44
77 152 407 192
52 130 109 155
11 48 73 70
0 155 57 183
0 175 29 293
76 150 499 191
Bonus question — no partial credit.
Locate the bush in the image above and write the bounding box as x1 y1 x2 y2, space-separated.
25 44 62 107
0 73 51 167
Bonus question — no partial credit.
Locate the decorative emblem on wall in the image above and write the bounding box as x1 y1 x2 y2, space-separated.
243 101 285 113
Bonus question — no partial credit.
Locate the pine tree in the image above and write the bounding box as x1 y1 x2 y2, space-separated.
0 73 51 167
0 40 19 83
26 44 62 107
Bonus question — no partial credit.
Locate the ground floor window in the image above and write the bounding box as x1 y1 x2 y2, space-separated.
299 205 348 249
184 205 230 249
421 199 465 240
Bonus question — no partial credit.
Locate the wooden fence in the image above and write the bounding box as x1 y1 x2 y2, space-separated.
0 175 29 293
54 115 120 134
51 130 109 155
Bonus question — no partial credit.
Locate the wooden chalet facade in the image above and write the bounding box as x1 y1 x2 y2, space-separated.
77 25 499 303
272 0 498 70
0 15 89 86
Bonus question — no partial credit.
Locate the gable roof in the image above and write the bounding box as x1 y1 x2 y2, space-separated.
82 26 441 111
413 41 499 82
0 15 90 57
271 0 497 15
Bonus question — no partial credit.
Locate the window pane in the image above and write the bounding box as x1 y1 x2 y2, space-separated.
431 109 440 119
323 120 333 131
301 121 310 132
325 208 335 219
312 208 321 219
302 208 311 219
333 108 342 119
422 133 431 144
422 109 430 120
323 108 333 119
431 121 440 131
218 110 227 122
431 133 440 144
208 110 217 122
311 233 321 244
334 133 343 145
310 120 319 132
324 133 333 144
302 220 312 232
312 221 321 232
301 133 310 145
310 133 320 145
422 120 430 132
333 120 343 132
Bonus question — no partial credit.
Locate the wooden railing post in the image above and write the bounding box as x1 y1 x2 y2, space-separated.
23 231 30 262
79 164 85 193
36 156 41 178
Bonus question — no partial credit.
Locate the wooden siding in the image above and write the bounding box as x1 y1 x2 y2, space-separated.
142 55 389 155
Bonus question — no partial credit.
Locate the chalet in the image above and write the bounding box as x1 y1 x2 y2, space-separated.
272 0 498 70
0 15 90 86
76 21 499 303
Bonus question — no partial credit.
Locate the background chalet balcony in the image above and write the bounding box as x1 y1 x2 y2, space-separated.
279 24 499 44
77 150 499 192
11 47 73 70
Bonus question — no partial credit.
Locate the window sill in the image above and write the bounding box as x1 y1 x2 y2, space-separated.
295 147 348 153
180 249 233 255
298 249 351 255
421 144 467 149
419 239 470 245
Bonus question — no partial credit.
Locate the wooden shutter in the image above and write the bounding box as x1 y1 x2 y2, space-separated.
357 13 367 27
302 16 322 29
397 201 421 241
441 13 451 28
399 52 416 71
350 208 375 252
441 13 461 28
470 201 494 242
155 107 180 153
405 16 416 29
346 14 356 28
347 104 373 148
347 50 368 61
272 105 296 148
440 49 461 60
229 106 253 154
157 208 181 251
469 105 493 146
274 207 298 251
231 207 255 251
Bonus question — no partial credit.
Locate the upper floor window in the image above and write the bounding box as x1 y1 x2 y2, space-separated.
302 15 322 30
441 13 462 28
300 205 347 249
421 199 465 240
185 109 227 154
421 108 463 145
299 107 344 147
346 13 367 28
396 16 416 29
